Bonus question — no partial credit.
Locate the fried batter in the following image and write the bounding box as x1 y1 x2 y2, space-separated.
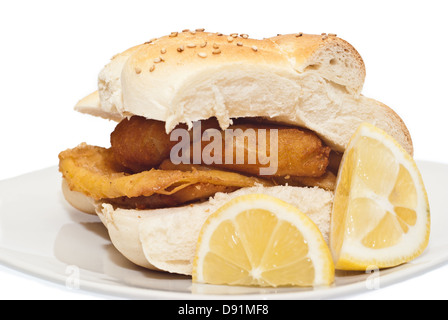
110 116 177 173
160 159 336 191
104 184 238 210
59 143 273 200
61 116 334 210
210 123 330 177
110 116 331 178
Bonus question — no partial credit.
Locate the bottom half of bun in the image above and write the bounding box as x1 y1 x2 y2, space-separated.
62 179 334 276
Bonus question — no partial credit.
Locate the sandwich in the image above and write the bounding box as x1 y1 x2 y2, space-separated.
59 30 413 275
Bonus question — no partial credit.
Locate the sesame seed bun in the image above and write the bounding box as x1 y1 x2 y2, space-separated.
75 31 412 155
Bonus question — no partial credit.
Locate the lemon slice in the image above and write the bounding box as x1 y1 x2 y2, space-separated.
330 123 430 270
192 194 334 287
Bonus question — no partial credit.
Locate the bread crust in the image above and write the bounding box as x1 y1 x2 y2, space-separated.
119 32 365 129
86 31 367 123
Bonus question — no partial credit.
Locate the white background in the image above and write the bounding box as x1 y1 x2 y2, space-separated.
0 0 447 300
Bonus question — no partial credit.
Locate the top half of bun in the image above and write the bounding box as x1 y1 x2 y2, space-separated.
75 30 413 155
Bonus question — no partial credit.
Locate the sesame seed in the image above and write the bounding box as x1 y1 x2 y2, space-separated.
150 65 155 72
213 43 219 49
200 41 207 48
217 33 223 36
328 33 337 37
145 38 157 44
227 36 234 42
187 43 197 48
240 34 249 39
154 57 162 63
322 34 328 40
277 33 282 36
182 29 190 32
321 32 327 35
295 32 303 37
135 67 142 74
160 48 167 54
169 32 178 37
251 45 258 52
198 52 207 58
236 42 243 46
159 56 165 62
196 28 205 32
212 49 221 54
177 46 184 52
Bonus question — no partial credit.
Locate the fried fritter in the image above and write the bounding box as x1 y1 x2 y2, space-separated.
209 123 331 177
104 184 238 210
160 159 336 191
59 143 273 200
110 116 331 178
110 116 177 173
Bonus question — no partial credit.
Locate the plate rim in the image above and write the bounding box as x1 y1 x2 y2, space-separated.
0 160 447 299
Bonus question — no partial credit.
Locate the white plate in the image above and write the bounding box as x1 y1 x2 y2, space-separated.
0 161 447 299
